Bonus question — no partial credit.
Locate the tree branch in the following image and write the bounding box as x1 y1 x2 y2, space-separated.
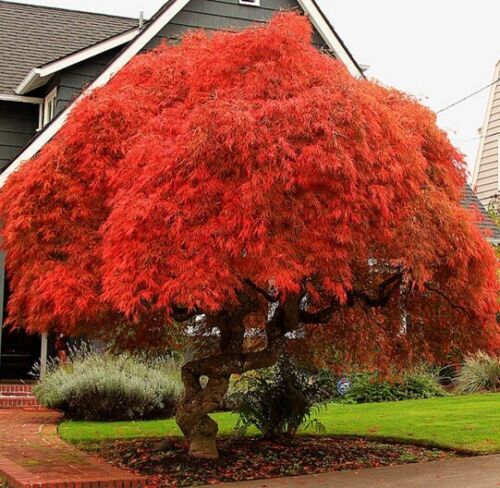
184 304 287 378
171 306 200 323
299 298 341 324
350 271 403 308
298 272 404 326
243 279 279 302
425 284 472 318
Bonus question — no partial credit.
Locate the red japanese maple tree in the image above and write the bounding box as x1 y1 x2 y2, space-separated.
0 13 498 458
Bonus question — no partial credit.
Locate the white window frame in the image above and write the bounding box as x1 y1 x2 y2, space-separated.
43 87 58 127
239 0 260 6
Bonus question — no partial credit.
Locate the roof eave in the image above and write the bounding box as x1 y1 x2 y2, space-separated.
297 0 363 79
0 93 43 104
16 27 141 95
15 68 44 95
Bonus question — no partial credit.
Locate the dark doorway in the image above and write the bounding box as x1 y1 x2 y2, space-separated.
0 257 41 381
0 328 41 380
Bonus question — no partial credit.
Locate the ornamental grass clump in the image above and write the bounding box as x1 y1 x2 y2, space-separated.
456 352 500 393
33 346 183 421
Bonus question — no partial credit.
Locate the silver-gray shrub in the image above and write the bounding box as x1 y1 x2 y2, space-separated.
33 345 184 421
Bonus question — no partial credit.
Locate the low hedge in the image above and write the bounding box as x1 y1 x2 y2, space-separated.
340 369 446 404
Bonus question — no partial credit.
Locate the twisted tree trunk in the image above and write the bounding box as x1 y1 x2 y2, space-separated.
175 297 290 459
176 367 230 458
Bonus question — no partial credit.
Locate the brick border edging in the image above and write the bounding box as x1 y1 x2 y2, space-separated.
0 447 146 488
0 453 36 488
0 410 146 488
0 453 146 488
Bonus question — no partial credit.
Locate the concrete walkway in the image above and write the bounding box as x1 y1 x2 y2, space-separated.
201 454 500 488
0 409 144 488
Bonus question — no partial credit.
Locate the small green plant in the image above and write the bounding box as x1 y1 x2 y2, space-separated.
33 344 184 421
399 452 418 463
341 368 446 404
222 370 261 410
456 353 500 393
232 356 331 438
0 476 8 488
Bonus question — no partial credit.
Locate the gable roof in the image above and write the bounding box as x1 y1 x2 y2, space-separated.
0 0 139 96
0 0 364 188
462 184 500 245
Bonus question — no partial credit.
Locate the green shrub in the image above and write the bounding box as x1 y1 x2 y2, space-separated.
222 371 260 411
341 368 446 404
33 346 184 421
232 356 331 438
456 353 500 393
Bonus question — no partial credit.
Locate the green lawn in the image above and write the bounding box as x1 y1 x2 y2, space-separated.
59 393 500 453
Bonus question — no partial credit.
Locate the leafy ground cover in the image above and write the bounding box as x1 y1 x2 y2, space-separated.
93 436 453 487
61 393 500 453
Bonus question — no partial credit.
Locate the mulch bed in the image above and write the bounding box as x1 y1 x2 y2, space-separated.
90 436 459 487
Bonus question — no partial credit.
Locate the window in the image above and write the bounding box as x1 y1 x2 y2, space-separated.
43 88 57 127
239 0 260 5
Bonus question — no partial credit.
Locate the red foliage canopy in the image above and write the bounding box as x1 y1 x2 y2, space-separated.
0 13 498 367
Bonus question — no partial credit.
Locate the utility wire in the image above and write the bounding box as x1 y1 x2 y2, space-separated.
437 78 500 114
458 131 500 144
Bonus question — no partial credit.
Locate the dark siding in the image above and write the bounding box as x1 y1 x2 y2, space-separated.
0 50 121 173
145 0 327 51
46 48 121 116
0 101 38 171
0 0 330 172
0 252 5 375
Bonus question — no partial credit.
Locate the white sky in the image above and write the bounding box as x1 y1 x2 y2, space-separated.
7 0 500 177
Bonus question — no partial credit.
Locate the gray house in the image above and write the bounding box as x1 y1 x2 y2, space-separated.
0 0 363 380
0 1 497 381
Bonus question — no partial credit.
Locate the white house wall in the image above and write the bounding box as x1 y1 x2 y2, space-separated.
473 62 500 205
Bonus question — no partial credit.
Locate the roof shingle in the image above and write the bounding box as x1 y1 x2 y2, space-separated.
462 184 500 244
0 0 138 95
